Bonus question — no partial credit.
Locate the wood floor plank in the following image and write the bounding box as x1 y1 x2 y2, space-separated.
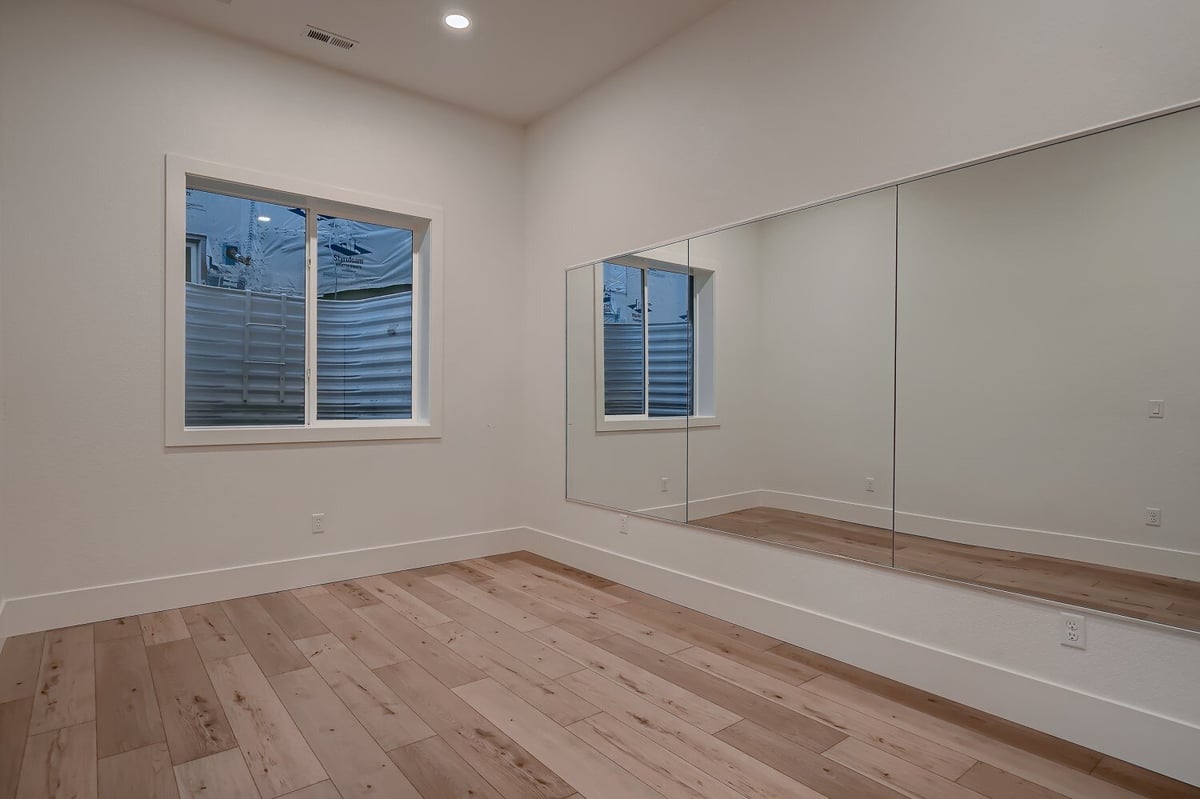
278 782 339 799
438 600 584 680
0 698 35 799
93 618 141 644
1090 756 1200 799
426 573 549 632
825 737 987 799
294 633 433 750
615 602 809 680
715 718 907 799
456 678 664 799
139 611 190 646
804 675 1145 799
558 668 823 799
145 639 238 765
374 659 575 799
16 720 97 799
674 646 976 779
28 626 95 736
354 575 452 628
475 580 611 641
354 604 485 688
495 554 619 592
97 742 178 799
0 633 45 704
204 653 326 798
94 637 165 757
595 633 845 754
323 581 380 610
426 621 599 726
957 761 1070 799
604 589 780 651
529 626 741 733
493 561 627 609
220 597 309 676
180 603 249 661
173 748 260 799
380 571 457 606
568 712 748 799
270 668 420 799
293 589 408 669
769 641 1104 774
387 735 502 799
254 593 329 642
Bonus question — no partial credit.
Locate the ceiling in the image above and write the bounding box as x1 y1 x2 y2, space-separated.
122 0 728 124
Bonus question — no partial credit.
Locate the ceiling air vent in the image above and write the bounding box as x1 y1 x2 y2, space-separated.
305 25 357 51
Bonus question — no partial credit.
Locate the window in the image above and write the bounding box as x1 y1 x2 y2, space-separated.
165 156 442 445
595 257 716 431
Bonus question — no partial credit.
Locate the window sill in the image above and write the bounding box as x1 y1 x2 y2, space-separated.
165 420 441 447
594 415 719 433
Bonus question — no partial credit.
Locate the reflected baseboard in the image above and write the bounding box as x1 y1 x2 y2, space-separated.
895 511 1200 582
638 489 892 530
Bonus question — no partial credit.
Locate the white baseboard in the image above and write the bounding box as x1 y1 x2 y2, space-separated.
0 526 530 637
523 526 1200 786
638 489 892 529
760 490 893 529
895 511 1200 581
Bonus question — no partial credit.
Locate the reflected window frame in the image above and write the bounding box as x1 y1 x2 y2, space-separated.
593 254 718 432
164 154 443 446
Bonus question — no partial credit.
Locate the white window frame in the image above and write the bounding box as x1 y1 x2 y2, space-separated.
165 154 443 446
593 254 718 432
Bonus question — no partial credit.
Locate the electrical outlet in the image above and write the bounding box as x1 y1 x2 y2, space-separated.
618 514 630 535
1060 612 1086 649
1146 507 1162 527
660 476 669 493
1148 400 1164 419
311 513 325 534
865 477 876 493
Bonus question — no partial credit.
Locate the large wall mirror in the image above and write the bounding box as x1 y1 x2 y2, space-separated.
566 104 1200 633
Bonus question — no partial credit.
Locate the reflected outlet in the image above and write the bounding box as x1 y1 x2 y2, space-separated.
311 513 325 534
618 514 630 535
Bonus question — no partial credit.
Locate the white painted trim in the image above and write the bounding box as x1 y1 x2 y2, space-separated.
0 527 529 637
759 490 893 529
164 153 444 446
522 526 1200 786
633 489 891 529
895 511 1200 582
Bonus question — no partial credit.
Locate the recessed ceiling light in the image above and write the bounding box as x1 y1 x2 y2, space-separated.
257 215 271 223
444 13 470 30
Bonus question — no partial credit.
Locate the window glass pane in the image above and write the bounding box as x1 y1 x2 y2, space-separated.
316 215 414 420
184 188 305 426
602 263 645 415
647 268 693 417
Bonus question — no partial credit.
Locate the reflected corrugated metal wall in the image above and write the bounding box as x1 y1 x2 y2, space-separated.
603 321 692 417
184 284 412 426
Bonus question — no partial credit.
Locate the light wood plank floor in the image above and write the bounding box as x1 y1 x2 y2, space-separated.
1 551 1195 798
692 507 1200 631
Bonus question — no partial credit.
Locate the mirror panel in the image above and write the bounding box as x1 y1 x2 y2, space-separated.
566 242 690 521
565 104 1200 632
684 189 897 566
894 107 1200 630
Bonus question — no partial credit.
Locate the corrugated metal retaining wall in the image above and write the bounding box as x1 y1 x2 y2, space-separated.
603 321 692 417
185 283 412 426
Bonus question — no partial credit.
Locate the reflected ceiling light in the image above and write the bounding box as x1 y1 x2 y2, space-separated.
257 215 271 222
444 13 470 30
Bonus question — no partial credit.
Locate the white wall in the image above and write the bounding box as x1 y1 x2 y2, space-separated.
895 107 1200 579
524 0 1200 782
0 2 525 605
751 188 895 527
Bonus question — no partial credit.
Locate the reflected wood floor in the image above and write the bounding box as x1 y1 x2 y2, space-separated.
1 551 1196 798
691 507 1200 632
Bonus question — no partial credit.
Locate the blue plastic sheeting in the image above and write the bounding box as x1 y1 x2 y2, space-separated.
186 188 413 296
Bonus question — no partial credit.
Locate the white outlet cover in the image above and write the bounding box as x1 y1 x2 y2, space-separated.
1060 612 1086 649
